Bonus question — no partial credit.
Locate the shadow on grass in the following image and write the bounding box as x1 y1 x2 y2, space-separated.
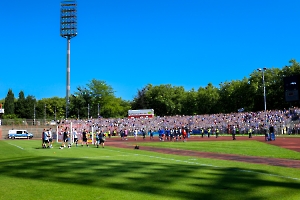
0 156 299 200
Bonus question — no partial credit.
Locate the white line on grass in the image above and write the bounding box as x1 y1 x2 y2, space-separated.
238 169 300 181
107 149 300 182
79 155 130 159
8 143 24 150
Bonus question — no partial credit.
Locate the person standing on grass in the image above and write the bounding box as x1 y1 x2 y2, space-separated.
97 130 106 148
73 128 78 146
43 129 49 148
48 128 53 148
62 127 69 148
82 129 89 147
95 130 100 147
42 129 46 148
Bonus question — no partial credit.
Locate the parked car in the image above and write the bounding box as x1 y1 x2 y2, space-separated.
8 130 34 139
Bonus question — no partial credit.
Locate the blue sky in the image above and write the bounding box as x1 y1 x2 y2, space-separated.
0 0 299 101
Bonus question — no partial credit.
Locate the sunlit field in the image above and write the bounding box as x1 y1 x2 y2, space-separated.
0 139 300 200
141 140 300 160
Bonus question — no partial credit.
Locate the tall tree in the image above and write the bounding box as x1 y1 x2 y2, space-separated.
70 79 129 118
34 97 64 120
4 89 15 115
143 84 174 116
197 83 220 114
87 79 115 118
70 87 92 119
171 86 185 115
15 91 26 118
278 60 300 108
236 77 256 112
24 95 37 119
132 86 150 110
182 89 198 115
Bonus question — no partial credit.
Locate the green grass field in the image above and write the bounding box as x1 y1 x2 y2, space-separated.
0 139 300 200
141 140 300 160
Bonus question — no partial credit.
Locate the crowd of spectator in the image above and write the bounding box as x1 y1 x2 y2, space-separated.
56 108 300 137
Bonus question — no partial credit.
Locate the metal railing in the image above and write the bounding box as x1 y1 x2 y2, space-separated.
0 119 58 126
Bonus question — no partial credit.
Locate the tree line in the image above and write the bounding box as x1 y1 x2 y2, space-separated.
132 59 300 116
2 59 300 120
1 79 131 120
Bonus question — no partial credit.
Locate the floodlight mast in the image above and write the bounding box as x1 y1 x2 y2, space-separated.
257 67 267 129
60 0 77 119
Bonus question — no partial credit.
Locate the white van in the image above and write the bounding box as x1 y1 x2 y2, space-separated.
8 130 34 139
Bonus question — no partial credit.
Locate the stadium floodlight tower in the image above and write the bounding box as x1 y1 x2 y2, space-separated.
257 67 267 129
60 0 78 119
0 103 4 126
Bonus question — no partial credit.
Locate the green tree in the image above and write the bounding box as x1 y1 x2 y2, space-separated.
131 85 150 110
70 87 92 119
143 84 173 116
197 83 220 114
278 59 300 108
35 97 64 120
281 59 300 77
236 78 256 112
70 79 130 118
181 89 197 115
171 86 185 115
24 95 37 119
262 68 284 110
87 79 115 118
15 91 26 118
4 89 15 116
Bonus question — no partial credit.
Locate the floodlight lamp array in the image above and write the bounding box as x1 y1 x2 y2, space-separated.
60 0 77 38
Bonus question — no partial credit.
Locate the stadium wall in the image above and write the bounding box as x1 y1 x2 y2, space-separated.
1 125 57 140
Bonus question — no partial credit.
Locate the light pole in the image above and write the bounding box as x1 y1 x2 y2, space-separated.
88 104 90 119
0 103 4 126
54 106 57 121
33 104 36 125
257 67 267 129
44 104 46 124
60 0 78 119
98 103 100 118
